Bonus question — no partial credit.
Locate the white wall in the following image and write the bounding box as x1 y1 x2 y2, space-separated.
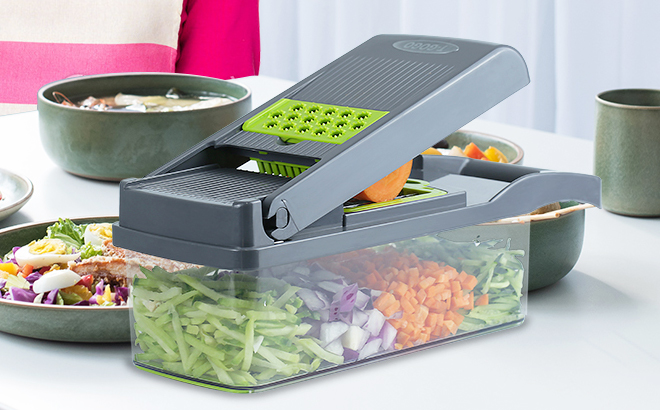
259 0 660 140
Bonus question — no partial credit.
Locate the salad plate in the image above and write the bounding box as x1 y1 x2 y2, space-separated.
0 216 130 343
0 168 33 222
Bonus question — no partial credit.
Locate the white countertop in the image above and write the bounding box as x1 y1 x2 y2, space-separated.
0 75 658 410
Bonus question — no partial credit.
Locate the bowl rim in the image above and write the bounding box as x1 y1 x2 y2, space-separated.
480 203 592 226
449 129 525 164
0 167 34 215
37 72 252 114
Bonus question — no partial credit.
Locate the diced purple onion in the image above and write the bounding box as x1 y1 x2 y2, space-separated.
309 269 341 282
317 281 345 294
358 337 383 361
319 321 349 346
364 309 386 336
379 321 397 351
301 319 321 339
327 300 341 321
351 309 369 327
354 290 370 311
338 310 353 325
324 338 344 356
341 325 369 351
335 283 358 313
342 348 359 362
297 288 326 311
0 279 6 289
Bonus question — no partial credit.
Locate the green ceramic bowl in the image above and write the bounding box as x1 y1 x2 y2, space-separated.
38 73 251 181
527 202 586 290
0 216 129 343
439 129 525 164
490 202 587 291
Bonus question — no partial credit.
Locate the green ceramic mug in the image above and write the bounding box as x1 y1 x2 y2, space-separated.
594 89 660 216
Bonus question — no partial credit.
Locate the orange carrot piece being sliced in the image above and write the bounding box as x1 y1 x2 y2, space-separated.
354 160 413 203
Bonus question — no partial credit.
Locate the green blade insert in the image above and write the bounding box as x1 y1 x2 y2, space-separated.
344 179 447 213
242 99 389 144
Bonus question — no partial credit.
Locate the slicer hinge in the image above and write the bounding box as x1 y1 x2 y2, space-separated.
266 203 300 240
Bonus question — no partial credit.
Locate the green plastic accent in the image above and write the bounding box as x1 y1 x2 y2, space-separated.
344 179 446 213
242 99 389 144
251 158 309 177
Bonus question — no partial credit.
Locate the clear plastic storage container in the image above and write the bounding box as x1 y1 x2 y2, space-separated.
129 222 529 392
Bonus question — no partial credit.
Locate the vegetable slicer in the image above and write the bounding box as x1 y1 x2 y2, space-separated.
113 35 601 392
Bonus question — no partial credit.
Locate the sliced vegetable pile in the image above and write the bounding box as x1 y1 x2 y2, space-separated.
132 236 525 388
0 218 128 306
423 143 510 163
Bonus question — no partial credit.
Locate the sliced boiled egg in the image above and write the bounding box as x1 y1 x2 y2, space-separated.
14 238 81 269
32 268 82 294
83 223 113 247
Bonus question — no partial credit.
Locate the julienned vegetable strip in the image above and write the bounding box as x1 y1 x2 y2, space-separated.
133 269 339 387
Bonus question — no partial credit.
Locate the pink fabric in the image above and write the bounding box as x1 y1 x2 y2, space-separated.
0 42 176 104
176 0 260 79
0 0 260 108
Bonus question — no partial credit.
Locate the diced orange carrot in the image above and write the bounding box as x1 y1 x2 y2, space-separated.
407 267 420 288
443 320 459 335
396 270 408 283
425 312 438 329
393 282 408 298
382 300 401 318
450 281 462 293
410 298 419 309
397 332 411 346
375 280 389 291
387 281 399 292
440 289 452 301
462 274 478 291
417 276 435 290
426 284 441 299
416 288 427 304
457 271 467 283
445 311 464 326
400 297 415 314
388 318 404 329
422 260 441 271
414 305 429 325
475 294 489 306
365 272 378 286
373 292 395 311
